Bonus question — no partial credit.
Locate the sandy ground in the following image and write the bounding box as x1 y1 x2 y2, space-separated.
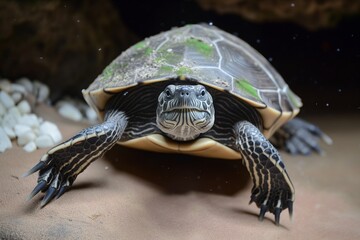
0 104 359 240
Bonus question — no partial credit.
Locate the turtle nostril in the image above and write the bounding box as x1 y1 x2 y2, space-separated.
180 91 189 97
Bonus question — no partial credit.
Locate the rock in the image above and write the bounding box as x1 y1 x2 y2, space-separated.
35 135 54 148
1 112 19 129
17 130 36 146
11 92 22 104
3 125 16 139
8 107 21 121
0 79 12 93
23 141 37 152
0 0 136 96
33 81 49 102
0 78 63 153
11 83 27 94
14 124 32 137
0 127 12 152
58 103 83 122
17 100 31 114
18 114 40 128
39 121 62 143
85 107 98 122
16 78 33 93
196 0 360 30
0 91 15 109
0 102 5 117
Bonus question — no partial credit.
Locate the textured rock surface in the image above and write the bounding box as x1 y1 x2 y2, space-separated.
0 103 359 239
196 0 360 30
0 0 136 97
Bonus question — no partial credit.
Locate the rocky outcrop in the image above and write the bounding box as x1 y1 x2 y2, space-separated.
0 0 136 98
196 0 360 30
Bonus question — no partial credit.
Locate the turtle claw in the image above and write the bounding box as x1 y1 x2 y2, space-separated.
24 148 76 206
288 200 294 219
55 179 73 199
250 188 294 226
22 161 46 178
274 207 282 226
256 201 289 226
41 187 57 208
259 204 268 221
56 185 68 199
27 181 47 201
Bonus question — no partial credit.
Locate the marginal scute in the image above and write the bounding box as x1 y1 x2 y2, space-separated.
286 87 303 109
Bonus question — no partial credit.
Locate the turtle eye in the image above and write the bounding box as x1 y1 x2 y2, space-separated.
200 89 206 96
165 89 171 97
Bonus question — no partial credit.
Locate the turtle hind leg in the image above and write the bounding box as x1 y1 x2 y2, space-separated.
234 121 295 226
270 118 332 156
24 111 127 207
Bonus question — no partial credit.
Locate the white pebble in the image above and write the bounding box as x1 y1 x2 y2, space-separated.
33 81 50 102
11 92 23 103
16 78 33 93
11 83 27 94
0 91 15 109
56 99 73 108
85 107 97 122
8 107 21 121
1 112 19 129
35 134 54 148
40 121 62 143
58 103 83 121
0 102 5 117
23 141 37 152
18 114 40 128
14 124 32 137
17 100 31 114
0 80 12 93
17 130 36 146
0 78 64 153
3 125 16 139
0 127 12 152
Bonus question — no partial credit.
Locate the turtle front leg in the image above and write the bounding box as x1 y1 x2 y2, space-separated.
24 111 127 207
234 121 295 225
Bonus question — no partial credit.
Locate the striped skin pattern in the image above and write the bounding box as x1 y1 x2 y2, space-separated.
235 121 294 225
24 111 127 207
156 85 215 141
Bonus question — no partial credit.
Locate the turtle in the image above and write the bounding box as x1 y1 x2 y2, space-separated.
24 24 331 225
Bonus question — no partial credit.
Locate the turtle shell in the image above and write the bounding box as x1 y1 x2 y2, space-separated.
83 24 302 138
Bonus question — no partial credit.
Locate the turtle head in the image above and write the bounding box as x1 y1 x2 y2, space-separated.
156 84 215 141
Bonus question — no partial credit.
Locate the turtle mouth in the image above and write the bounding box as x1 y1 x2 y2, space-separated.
164 106 208 113
157 108 214 141
161 108 210 120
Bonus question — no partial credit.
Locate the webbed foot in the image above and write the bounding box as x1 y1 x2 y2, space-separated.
271 118 332 155
24 112 127 207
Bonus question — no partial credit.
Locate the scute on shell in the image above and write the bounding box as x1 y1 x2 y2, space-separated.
83 24 302 137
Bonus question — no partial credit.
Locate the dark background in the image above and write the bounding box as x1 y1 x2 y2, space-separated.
0 0 359 113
